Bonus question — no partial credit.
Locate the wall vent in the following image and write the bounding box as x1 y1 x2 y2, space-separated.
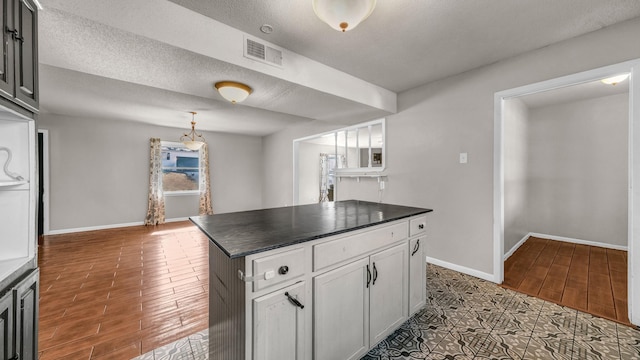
244 36 283 68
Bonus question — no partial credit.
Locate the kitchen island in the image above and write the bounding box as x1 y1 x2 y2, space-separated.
191 200 432 360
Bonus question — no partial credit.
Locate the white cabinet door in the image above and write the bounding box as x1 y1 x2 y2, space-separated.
369 243 408 346
408 237 426 315
253 281 306 360
314 258 369 360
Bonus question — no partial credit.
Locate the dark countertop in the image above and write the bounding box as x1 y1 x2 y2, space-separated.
190 200 432 259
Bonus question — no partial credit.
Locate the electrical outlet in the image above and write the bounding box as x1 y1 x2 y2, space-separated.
459 153 468 164
379 180 385 190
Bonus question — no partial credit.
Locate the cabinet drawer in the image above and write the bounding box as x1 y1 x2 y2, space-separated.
409 216 427 237
252 248 305 292
313 222 407 271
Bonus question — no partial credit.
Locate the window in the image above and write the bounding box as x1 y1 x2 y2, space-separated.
161 142 200 194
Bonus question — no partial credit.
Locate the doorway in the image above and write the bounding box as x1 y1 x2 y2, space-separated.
493 60 640 326
38 129 49 237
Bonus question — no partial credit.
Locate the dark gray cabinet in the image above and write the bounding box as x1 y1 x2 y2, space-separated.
0 268 38 360
0 0 38 112
0 0 15 99
0 291 14 360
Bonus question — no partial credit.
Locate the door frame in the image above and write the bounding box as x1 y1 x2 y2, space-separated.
493 59 640 325
38 129 49 235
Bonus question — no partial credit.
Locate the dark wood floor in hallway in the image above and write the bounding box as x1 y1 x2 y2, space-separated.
503 236 629 325
37 221 209 359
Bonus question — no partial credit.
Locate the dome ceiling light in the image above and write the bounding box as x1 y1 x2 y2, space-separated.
312 0 376 32
601 73 630 85
214 81 252 104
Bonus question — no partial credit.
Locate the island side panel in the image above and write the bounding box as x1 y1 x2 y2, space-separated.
209 241 246 360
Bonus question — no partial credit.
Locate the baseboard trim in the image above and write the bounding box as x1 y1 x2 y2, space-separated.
503 232 628 259
426 256 495 283
504 233 531 261
47 217 191 235
528 232 628 251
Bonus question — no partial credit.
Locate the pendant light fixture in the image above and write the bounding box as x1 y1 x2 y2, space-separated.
181 112 205 150
312 0 376 32
214 81 252 104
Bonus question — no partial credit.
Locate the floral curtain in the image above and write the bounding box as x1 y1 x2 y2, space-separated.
199 143 213 215
144 138 165 225
319 153 329 202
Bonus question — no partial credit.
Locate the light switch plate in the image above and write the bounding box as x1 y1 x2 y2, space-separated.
459 152 468 164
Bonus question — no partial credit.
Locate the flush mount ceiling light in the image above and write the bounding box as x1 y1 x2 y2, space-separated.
260 24 274 34
214 81 252 104
180 111 205 150
313 0 376 32
601 73 630 85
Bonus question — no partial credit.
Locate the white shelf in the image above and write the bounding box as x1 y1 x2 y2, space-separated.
336 174 387 182
0 114 36 286
0 180 28 187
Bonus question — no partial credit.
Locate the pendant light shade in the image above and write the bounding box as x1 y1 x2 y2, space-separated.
313 0 376 32
215 81 252 104
180 112 205 150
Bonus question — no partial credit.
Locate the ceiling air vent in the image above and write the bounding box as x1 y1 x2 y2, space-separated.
244 36 283 68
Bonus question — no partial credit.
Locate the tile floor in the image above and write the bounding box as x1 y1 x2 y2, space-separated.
38 222 209 359
133 264 640 360
503 237 629 324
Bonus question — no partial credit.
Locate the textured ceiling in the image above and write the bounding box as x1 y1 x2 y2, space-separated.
38 0 640 136
168 0 640 92
519 78 629 109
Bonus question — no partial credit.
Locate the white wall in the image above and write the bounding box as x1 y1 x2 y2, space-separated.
262 17 640 277
297 142 335 205
38 113 263 232
262 121 346 208
504 98 530 251
526 93 628 247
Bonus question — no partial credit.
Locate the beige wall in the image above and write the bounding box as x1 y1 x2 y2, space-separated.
262 121 346 208
504 98 530 252
526 93 628 246
263 17 640 276
39 113 263 232
504 93 629 253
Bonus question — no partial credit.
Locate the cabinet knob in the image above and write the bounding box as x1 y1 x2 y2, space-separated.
418 224 424 230
278 265 289 275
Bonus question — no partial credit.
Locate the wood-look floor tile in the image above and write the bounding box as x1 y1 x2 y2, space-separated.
40 322 100 349
91 342 142 360
588 302 617 320
562 287 587 311
39 345 94 360
538 288 563 303
103 300 143 316
615 299 629 324
503 237 629 326
90 334 142 358
38 221 209 359
98 316 142 335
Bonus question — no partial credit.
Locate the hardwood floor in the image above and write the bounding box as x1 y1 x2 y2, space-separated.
503 236 629 325
37 221 209 359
